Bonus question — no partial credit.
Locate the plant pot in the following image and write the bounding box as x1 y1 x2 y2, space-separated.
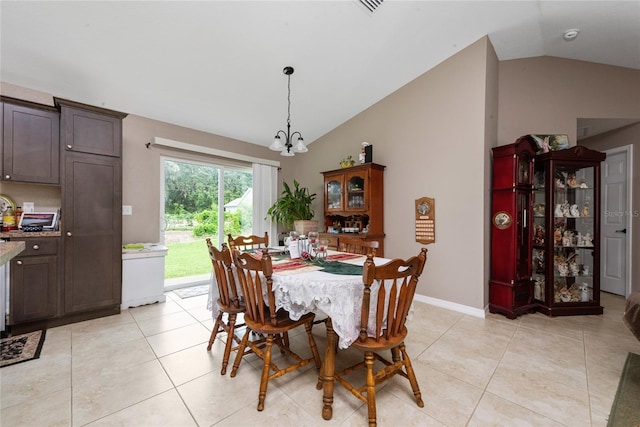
294 220 318 236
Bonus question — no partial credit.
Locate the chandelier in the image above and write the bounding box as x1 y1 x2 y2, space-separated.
269 66 307 156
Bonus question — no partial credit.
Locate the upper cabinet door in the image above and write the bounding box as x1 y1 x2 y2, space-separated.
56 98 127 158
324 173 344 213
2 102 60 184
345 170 368 211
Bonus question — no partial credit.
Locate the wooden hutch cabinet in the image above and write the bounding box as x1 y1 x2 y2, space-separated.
319 163 385 256
532 146 606 316
489 137 537 318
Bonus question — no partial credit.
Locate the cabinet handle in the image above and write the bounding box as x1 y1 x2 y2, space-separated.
4 174 10 179
66 144 73 150
66 231 72 237
16 260 23 265
32 244 40 250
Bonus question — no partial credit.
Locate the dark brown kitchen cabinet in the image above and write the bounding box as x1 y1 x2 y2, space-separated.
1 97 60 184
57 98 127 316
56 98 123 157
9 237 60 324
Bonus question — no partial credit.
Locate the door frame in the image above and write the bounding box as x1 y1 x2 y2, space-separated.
602 144 633 297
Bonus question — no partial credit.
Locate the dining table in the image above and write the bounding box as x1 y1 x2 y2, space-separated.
207 247 393 420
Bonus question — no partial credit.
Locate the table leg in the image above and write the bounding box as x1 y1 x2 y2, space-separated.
321 318 336 420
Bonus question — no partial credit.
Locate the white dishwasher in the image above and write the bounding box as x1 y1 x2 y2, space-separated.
121 244 168 309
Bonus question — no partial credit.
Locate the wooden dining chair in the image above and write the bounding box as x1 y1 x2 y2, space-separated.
227 232 269 251
337 237 379 256
331 248 428 426
205 239 250 375
229 248 323 411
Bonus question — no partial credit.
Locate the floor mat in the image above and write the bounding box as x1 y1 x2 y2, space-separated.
173 284 209 299
1 330 46 368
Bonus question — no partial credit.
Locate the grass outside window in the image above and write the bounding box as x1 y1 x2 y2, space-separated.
164 240 213 279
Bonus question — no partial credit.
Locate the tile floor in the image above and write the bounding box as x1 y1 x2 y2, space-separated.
1 291 639 426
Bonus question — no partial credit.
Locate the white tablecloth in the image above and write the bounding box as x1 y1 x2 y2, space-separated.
208 251 391 348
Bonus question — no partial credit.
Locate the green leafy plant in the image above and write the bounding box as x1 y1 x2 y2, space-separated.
265 180 316 228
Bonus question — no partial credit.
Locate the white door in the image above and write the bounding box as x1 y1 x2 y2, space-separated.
600 147 631 296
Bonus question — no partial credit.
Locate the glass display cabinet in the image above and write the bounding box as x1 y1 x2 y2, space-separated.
532 146 606 316
489 136 537 319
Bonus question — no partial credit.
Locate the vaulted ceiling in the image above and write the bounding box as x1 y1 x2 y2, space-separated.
2 1 638 148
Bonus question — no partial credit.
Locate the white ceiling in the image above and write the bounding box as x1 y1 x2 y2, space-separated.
1 1 639 149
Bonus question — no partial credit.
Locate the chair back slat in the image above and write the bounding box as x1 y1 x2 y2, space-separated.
207 239 240 309
228 232 269 252
338 237 378 257
361 248 428 343
232 249 277 326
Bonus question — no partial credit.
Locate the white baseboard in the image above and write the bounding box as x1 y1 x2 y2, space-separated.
414 293 486 318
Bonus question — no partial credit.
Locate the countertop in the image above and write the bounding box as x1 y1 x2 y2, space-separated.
0 230 61 239
0 241 26 265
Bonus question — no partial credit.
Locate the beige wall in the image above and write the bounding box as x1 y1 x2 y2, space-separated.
288 37 498 312
580 123 640 293
498 57 640 146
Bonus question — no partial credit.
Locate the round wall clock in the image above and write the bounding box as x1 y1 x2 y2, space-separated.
0 194 16 214
493 211 512 229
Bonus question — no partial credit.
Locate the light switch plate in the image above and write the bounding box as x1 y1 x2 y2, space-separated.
23 202 35 213
122 205 133 215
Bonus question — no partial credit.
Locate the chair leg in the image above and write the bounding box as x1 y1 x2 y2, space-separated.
399 343 424 407
365 352 377 427
304 321 322 370
220 313 237 375
257 334 275 411
207 313 224 351
230 329 250 378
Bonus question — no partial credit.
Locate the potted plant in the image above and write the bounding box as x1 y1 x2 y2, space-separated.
266 180 318 235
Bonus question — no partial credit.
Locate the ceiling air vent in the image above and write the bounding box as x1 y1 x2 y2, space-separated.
357 0 384 14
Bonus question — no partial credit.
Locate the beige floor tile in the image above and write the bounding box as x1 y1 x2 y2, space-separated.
416 316 516 388
0 387 71 427
487 366 591 426
84 389 197 427
213 387 320 427
72 336 157 380
145 322 210 357
127 298 185 321
72 359 173 426
176 366 263 426
136 310 198 336
468 392 564 426
390 360 484 426
340 387 445 427
159 340 222 385
186 305 214 322
71 319 145 353
0 351 71 409
0 291 631 426
171 294 209 310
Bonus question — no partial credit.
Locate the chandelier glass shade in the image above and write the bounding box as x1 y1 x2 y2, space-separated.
269 66 307 156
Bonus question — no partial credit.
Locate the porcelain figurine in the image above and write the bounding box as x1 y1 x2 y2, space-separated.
562 230 573 247
582 202 590 217
570 262 580 276
555 204 564 217
570 204 580 217
583 233 593 247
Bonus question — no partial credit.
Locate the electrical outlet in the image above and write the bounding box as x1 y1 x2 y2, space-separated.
23 202 35 213
122 205 133 215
